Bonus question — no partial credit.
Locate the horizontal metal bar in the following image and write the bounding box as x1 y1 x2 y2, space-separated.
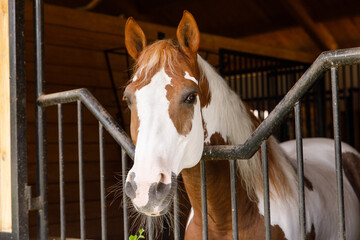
37 47 360 161
38 88 135 160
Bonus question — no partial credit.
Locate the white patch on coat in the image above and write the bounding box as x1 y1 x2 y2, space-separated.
128 68 204 207
184 71 198 84
255 138 360 240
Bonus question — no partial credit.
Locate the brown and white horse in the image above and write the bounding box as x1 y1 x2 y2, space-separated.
123 11 360 239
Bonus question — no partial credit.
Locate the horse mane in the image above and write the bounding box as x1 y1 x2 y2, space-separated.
197 55 297 201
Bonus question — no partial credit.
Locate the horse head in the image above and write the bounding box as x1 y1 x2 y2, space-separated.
123 11 209 216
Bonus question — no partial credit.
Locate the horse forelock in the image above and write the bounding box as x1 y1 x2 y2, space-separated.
129 39 211 107
132 40 186 83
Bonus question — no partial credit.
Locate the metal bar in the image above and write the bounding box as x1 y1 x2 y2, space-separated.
121 149 129 240
174 188 180 240
331 67 346 240
262 141 271 240
200 159 208 240
147 217 154 240
38 89 135 160
77 101 86 240
99 123 107 240
295 102 306 240
34 0 49 238
229 160 239 240
58 104 66 240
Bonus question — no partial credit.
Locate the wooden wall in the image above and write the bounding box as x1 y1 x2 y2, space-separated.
22 2 317 239
0 0 12 232
24 3 130 239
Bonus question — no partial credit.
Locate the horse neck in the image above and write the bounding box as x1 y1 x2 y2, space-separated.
181 56 297 227
182 159 259 232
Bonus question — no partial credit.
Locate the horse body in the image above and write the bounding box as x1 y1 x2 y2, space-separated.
280 138 360 239
123 11 360 239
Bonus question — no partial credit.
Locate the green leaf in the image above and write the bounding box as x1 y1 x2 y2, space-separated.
138 229 144 235
129 235 137 240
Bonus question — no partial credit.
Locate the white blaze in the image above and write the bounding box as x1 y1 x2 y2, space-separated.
128 68 204 207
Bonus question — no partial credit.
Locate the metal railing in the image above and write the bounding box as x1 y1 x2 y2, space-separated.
35 47 360 240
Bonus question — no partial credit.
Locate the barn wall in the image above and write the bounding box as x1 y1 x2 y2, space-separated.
24 4 130 240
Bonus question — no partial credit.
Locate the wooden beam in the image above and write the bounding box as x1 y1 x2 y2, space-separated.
24 2 317 63
281 0 339 50
0 0 12 232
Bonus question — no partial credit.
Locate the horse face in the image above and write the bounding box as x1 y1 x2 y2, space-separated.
123 12 204 216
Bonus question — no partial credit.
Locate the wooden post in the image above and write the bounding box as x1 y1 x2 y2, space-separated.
0 0 12 232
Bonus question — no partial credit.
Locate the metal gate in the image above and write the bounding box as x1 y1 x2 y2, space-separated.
2 1 360 240
219 49 360 150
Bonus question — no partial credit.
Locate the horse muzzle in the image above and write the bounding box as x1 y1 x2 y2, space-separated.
125 171 177 216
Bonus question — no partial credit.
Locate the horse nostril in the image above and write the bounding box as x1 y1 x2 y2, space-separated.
125 181 136 199
159 173 166 183
155 182 171 199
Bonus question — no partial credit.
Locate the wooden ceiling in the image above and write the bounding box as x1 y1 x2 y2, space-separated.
44 0 360 54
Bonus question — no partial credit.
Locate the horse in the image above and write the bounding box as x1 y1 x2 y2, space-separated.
122 11 360 239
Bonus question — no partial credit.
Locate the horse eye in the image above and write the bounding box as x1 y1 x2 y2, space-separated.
184 93 197 104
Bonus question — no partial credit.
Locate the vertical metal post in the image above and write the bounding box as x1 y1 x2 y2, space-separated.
58 104 66 240
229 160 239 240
331 67 346 240
121 149 129 240
34 0 49 238
77 101 86 240
99 123 107 240
1 1 29 239
295 102 306 240
173 189 180 240
262 141 271 240
200 159 208 240
147 217 154 240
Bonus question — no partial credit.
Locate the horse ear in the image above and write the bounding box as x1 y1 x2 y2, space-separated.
176 11 200 55
125 17 147 60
